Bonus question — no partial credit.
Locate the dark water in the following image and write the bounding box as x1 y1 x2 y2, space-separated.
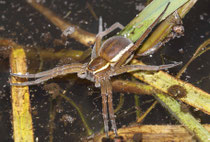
0 0 209 141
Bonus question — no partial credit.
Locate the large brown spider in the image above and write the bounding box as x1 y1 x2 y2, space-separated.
11 3 181 137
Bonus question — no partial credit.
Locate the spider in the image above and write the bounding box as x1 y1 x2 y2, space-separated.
11 2 181 137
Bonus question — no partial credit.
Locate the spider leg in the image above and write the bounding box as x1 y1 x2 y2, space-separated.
11 75 57 86
91 16 103 59
92 22 124 59
105 78 118 136
112 61 182 76
11 64 84 86
10 63 84 78
100 79 109 137
98 16 103 33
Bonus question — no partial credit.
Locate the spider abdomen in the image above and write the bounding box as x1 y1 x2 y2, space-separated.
99 36 133 63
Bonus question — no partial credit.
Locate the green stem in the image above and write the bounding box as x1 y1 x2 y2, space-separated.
134 95 141 119
114 93 125 113
60 94 93 136
137 101 157 123
154 93 210 142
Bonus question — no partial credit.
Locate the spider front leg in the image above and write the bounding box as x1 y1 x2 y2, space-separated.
10 63 84 86
10 63 84 78
11 75 59 86
92 22 124 59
